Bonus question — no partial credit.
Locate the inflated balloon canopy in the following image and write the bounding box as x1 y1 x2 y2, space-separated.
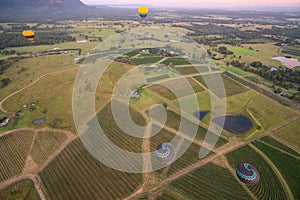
22 30 35 42
138 6 149 19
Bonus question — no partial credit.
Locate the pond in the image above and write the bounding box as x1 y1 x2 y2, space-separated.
271 56 300 69
193 111 209 120
212 115 253 135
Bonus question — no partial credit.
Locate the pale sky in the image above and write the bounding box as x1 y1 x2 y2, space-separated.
82 0 300 7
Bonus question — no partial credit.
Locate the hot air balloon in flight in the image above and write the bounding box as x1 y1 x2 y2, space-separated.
138 6 149 19
22 30 35 42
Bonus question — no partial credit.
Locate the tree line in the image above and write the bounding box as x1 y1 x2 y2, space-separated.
0 31 76 49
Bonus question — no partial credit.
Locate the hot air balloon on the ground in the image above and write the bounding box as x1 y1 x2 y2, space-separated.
236 163 260 184
156 143 175 164
138 6 149 19
22 30 35 42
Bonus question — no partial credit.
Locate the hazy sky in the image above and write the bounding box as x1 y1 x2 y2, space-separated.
81 0 300 7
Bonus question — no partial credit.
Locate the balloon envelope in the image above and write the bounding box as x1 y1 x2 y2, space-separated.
22 30 35 42
138 6 149 19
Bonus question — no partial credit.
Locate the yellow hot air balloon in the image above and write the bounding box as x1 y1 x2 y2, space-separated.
138 6 149 19
22 30 35 42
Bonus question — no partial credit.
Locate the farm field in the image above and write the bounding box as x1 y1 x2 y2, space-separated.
258 136 300 157
30 131 68 166
161 163 251 200
227 45 257 55
253 140 300 199
95 62 133 111
6 41 98 56
148 77 204 100
0 54 76 101
0 11 299 200
193 74 249 97
2 69 77 131
131 57 163 64
239 43 283 67
174 66 200 75
221 65 249 77
96 101 145 153
274 118 300 149
0 179 40 200
163 110 228 147
0 130 35 182
162 58 192 66
150 125 214 176
247 94 297 130
39 139 143 200
226 145 287 200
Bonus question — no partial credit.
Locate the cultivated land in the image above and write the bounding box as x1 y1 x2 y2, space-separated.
0 12 299 200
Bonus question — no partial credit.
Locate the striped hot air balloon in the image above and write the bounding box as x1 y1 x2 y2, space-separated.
22 30 35 42
138 6 149 19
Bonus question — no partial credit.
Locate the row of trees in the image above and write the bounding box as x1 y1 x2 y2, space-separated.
0 31 76 49
229 59 299 91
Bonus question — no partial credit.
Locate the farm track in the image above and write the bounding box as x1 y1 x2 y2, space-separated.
0 67 78 113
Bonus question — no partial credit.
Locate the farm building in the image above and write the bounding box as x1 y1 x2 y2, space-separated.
0 117 9 127
128 90 140 99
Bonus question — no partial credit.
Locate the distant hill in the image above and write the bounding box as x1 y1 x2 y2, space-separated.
0 0 94 22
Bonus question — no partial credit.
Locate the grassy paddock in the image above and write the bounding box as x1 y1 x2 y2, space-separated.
0 54 76 101
0 179 40 200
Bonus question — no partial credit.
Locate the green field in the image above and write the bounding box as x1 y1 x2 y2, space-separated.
259 136 300 157
0 130 35 182
7 41 97 55
131 56 163 64
221 65 248 76
175 66 200 75
149 125 214 176
148 77 204 100
164 110 227 147
162 58 191 66
226 145 287 200
274 118 300 149
163 163 251 200
39 139 143 200
253 141 300 199
193 74 249 97
247 94 297 130
281 47 300 57
173 91 211 119
227 46 257 55
240 43 283 67
3 69 77 131
124 50 140 57
97 101 145 153
0 179 40 200
30 131 68 166
0 55 76 102
148 84 177 100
